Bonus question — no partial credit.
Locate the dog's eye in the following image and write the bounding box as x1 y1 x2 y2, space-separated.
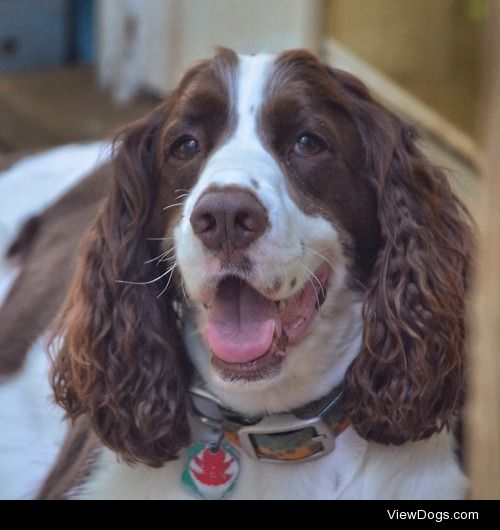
171 136 200 160
293 134 325 157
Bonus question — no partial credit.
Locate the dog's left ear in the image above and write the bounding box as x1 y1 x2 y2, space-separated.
51 103 191 466
331 68 474 444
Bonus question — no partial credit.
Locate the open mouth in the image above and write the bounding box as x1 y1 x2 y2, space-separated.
204 264 330 381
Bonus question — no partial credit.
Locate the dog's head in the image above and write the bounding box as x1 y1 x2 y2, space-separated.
52 49 472 466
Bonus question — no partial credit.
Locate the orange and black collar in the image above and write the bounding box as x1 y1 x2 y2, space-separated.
189 385 350 463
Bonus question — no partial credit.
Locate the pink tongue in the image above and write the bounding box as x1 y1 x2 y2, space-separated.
205 277 280 364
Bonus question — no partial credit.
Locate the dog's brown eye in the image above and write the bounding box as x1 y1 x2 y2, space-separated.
171 137 200 160
294 134 325 157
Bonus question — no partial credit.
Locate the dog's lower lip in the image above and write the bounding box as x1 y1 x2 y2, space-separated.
211 348 286 381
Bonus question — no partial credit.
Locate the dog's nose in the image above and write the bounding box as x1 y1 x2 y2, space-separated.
190 188 268 254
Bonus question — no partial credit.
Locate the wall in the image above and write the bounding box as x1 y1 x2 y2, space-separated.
97 0 321 101
323 0 487 137
468 1 500 499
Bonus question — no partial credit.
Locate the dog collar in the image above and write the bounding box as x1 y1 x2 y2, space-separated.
188 385 350 463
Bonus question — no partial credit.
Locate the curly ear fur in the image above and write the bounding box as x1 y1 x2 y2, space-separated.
51 105 191 466
332 69 473 444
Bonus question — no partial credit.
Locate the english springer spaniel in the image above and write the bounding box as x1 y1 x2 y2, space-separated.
0 49 472 500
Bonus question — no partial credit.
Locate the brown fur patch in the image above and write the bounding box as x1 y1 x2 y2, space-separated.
37 416 100 499
0 150 41 174
260 51 380 283
0 165 111 376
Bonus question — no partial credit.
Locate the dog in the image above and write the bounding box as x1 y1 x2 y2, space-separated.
0 49 472 499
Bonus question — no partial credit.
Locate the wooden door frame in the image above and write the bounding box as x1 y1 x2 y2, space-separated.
468 1 500 500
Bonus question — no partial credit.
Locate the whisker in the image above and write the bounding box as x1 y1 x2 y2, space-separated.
350 275 367 292
163 202 184 211
144 247 175 264
145 254 168 265
181 279 191 308
309 279 320 309
146 236 175 242
298 262 320 309
306 246 368 291
304 246 336 271
117 264 176 286
300 261 325 298
160 254 177 264
157 263 177 298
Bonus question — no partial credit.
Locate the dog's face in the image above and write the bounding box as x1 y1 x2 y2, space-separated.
165 51 378 412
52 49 471 466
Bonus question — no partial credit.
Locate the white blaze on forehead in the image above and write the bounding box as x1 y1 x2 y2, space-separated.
233 53 274 148
182 53 276 209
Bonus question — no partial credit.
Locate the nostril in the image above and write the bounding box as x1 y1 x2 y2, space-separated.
235 207 268 235
235 211 253 232
194 212 216 234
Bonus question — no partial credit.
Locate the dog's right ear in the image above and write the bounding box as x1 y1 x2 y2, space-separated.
51 103 191 467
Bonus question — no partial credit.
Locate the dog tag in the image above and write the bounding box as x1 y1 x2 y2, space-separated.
182 440 240 500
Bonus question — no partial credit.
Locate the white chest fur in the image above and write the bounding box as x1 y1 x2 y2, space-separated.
76 427 465 500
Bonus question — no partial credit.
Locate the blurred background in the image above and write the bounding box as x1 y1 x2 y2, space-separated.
0 0 488 215
0 0 498 498
0 1 486 161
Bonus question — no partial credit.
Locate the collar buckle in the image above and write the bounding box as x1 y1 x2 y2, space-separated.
236 414 336 463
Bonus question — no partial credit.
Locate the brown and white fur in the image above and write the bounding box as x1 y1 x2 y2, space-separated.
0 49 472 499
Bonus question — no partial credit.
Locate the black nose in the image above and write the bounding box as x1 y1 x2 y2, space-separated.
190 188 268 255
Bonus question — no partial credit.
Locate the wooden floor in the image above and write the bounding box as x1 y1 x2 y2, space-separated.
0 66 158 153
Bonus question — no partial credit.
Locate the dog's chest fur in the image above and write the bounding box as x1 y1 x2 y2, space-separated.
75 427 463 500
